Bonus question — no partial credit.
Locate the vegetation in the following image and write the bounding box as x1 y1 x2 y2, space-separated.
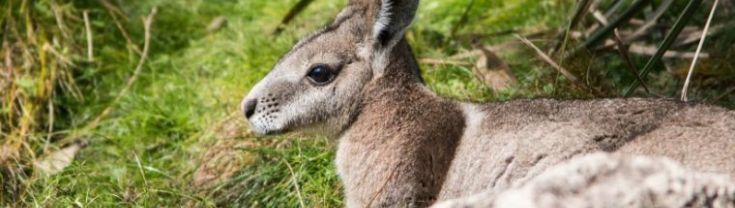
1 0 732 207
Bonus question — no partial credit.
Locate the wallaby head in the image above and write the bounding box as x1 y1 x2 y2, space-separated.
241 0 421 135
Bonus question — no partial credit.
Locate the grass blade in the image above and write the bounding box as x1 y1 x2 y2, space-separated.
273 0 315 35
450 0 476 38
516 35 601 96
625 0 674 42
612 29 650 94
623 0 703 96
551 0 592 55
604 0 626 17
582 0 649 49
681 0 720 101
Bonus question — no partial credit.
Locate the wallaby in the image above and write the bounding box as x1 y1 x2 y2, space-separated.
240 0 735 207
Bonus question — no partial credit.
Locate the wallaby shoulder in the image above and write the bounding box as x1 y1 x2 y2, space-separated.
337 76 465 207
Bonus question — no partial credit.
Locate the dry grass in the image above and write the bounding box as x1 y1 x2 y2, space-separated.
1 0 83 202
0 0 150 204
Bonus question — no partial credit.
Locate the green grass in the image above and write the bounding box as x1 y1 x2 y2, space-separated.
3 0 734 207
9 0 346 206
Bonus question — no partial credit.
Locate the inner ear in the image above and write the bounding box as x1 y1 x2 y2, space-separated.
371 0 419 49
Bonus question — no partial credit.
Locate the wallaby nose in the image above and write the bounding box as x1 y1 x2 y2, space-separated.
243 99 257 119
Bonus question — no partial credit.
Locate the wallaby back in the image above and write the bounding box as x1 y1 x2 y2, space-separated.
439 99 735 200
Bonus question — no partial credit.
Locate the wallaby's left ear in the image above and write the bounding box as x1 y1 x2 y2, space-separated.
371 0 419 50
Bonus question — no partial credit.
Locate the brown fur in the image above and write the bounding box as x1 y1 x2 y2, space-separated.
337 40 464 207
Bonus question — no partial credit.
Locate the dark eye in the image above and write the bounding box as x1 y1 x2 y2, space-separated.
306 65 335 85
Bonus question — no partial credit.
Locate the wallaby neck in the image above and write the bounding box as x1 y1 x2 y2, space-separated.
336 40 466 207
378 38 424 84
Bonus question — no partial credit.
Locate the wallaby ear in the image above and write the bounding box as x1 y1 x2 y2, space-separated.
370 0 419 49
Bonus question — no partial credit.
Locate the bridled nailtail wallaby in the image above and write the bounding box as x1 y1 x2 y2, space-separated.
241 0 735 207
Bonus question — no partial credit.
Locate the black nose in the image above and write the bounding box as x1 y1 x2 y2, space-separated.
243 99 257 119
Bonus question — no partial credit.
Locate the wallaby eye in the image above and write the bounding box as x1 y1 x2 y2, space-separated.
306 65 335 85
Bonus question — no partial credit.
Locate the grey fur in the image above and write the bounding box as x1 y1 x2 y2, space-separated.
241 0 735 207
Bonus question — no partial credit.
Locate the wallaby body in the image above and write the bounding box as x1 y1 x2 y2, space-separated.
240 0 735 207
336 40 735 206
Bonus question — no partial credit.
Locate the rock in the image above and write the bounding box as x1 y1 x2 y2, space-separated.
434 153 735 208
34 139 88 176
